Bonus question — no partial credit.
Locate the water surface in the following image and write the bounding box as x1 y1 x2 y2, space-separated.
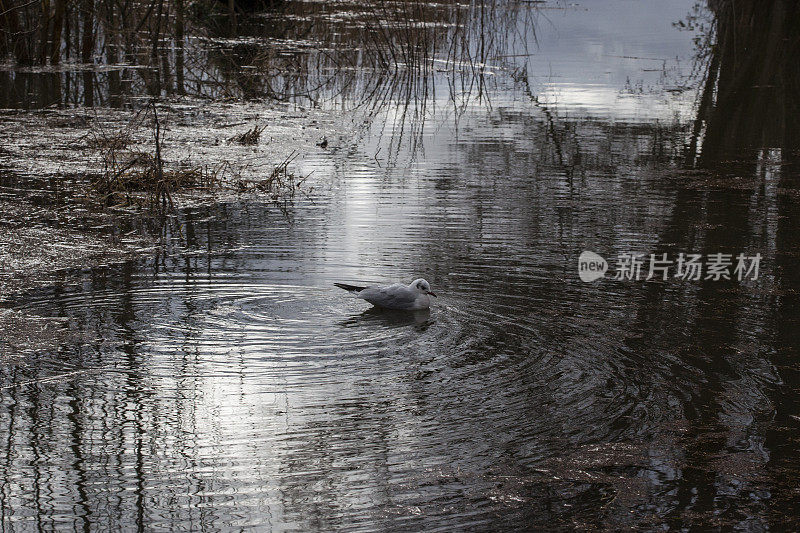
2 0 800 530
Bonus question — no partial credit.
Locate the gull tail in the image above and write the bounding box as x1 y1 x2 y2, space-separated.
334 282 366 294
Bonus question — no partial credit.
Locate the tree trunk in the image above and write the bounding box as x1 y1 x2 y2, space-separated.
0 0 32 65
49 0 65 64
175 0 185 94
0 0 6 58
104 0 121 104
37 0 51 63
227 0 236 37
148 0 164 95
63 0 70 59
81 0 93 64
81 0 93 104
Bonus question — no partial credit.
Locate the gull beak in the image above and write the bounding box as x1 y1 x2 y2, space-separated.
427 291 437 297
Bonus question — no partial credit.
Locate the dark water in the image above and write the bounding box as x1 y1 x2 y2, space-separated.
3 0 800 530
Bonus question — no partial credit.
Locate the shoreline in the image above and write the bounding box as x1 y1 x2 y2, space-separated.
0 97 347 300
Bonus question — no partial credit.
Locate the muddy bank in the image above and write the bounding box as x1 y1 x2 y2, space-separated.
0 99 345 181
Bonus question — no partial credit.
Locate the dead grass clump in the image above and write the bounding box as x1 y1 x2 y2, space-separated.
87 131 131 151
234 151 308 212
228 124 266 145
92 150 211 208
90 103 202 209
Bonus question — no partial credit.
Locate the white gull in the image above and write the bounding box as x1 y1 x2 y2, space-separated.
334 278 437 311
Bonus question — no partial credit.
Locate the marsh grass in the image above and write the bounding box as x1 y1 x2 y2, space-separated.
6 0 536 208
92 150 209 208
89 103 305 210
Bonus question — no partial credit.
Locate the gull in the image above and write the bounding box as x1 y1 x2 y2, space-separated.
334 278 437 310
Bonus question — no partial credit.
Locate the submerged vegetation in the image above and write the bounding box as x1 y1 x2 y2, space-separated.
0 0 794 209
0 0 529 207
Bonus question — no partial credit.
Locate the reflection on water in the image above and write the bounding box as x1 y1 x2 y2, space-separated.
0 0 521 109
690 0 800 165
2 0 800 530
340 308 434 331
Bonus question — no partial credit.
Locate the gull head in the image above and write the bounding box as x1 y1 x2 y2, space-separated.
410 278 437 297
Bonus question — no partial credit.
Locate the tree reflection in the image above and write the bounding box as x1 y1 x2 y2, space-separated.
689 0 800 166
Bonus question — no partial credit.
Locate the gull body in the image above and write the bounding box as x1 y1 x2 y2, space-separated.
334 278 437 311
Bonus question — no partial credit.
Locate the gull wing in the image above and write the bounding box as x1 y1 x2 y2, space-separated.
358 284 418 310
334 282 367 293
